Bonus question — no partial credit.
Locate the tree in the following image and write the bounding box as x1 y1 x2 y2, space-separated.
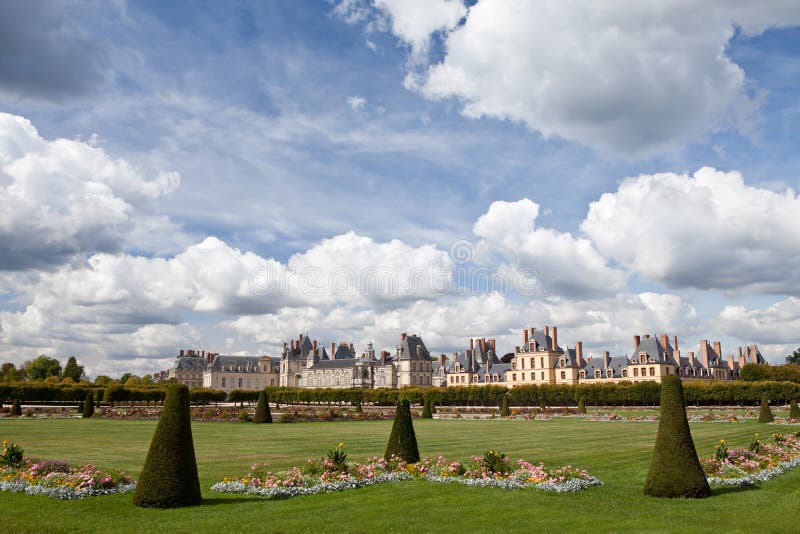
739 363 770 382
787 348 800 365
758 396 774 423
11 399 22 416
133 384 201 508
643 376 710 498
789 398 800 419
384 399 420 463
120 373 132 385
82 391 95 418
500 395 510 417
577 397 587 415
1 362 24 382
421 396 433 418
252 390 272 423
63 357 84 382
94 375 112 386
22 355 61 381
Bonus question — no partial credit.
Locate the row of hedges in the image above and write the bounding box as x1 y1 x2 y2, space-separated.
3 381 798 407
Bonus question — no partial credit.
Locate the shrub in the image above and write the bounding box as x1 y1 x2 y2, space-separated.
384 399 420 463
132 384 201 508
500 395 510 417
253 390 272 424
421 396 432 419
577 397 587 414
790 398 800 419
758 396 774 423
82 391 95 418
10 399 21 416
643 376 710 498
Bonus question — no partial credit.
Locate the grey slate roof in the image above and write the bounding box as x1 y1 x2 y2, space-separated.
397 335 429 361
521 330 562 353
583 355 629 377
310 358 358 370
207 355 263 372
632 336 674 365
333 344 356 360
173 357 207 371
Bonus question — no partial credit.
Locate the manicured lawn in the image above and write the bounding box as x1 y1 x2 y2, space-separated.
2 417 799 533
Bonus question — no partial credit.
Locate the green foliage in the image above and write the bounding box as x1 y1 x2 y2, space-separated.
0 362 24 382
188 388 226 405
62 357 84 382
384 399 419 463
481 450 511 474
789 398 800 419
133 384 201 508
82 391 94 418
643 376 710 498
10 399 21 416
421 396 433 418
326 442 348 472
787 348 800 365
740 363 771 382
758 397 774 423
577 397 587 414
500 395 510 417
1 440 23 467
252 390 272 423
22 355 62 381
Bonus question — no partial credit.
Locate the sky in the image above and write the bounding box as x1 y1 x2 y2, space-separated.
1 0 800 377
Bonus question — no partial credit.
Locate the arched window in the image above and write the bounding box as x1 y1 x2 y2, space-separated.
594 369 601 378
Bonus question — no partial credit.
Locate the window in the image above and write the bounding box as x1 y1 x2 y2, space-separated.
622 369 628 378
522 373 526 380
521 359 525 369
595 369 601 379
512 373 517 381
221 377 226 387
633 368 638 378
649 367 655 377
540 358 544 368
512 362 516 370
640 354 646 364
238 378 243 387
606 369 612 378
579 371 586 379
560 371 565 380
541 372 545 381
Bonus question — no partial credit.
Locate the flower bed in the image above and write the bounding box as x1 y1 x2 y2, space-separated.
211 444 601 499
0 441 135 499
701 432 800 487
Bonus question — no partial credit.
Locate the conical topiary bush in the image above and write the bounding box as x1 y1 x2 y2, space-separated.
82 391 95 418
643 376 710 498
789 398 800 419
253 390 272 423
133 384 201 508
577 397 587 415
384 399 420 463
758 396 774 423
500 395 510 417
11 399 22 416
421 396 432 419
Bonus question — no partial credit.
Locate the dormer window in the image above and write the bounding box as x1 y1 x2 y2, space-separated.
639 354 646 364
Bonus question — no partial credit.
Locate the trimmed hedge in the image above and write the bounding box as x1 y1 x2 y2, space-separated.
421 396 432 419
790 398 800 419
133 384 201 508
500 395 510 417
758 396 774 423
82 391 94 418
644 376 710 498
10 399 21 416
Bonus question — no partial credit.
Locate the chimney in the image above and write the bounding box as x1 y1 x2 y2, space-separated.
688 351 695 366
633 335 640 349
713 341 722 361
439 354 446 367
201 350 205 358
480 338 486 353
544 325 550 340
603 351 610 369
738 346 743 358
290 340 295 351
673 336 679 351
330 342 335 357
523 329 529 345
349 343 354 353
470 349 476 373
700 340 709 368
660 334 669 350
401 332 407 342
489 339 496 351
552 326 558 350
727 355 735 371
312 340 317 355
380 351 387 365
179 349 184 357
470 338 474 351
576 341 584 367
299 333 303 342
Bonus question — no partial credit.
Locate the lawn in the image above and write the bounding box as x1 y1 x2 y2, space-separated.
2 417 799 533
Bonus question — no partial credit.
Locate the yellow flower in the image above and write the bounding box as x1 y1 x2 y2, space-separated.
720 439 725 444
338 442 345 448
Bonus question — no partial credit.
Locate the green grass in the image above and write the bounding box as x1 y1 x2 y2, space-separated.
2 417 800 533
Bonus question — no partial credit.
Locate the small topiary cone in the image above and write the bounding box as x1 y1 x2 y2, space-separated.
253 390 272 423
758 396 774 423
11 399 22 416
82 391 95 418
577 397 587 415
133 384 201 508
789 398 800 419
644 376 710 498
421 396 432 419
384 399 420 463
500 395 510 417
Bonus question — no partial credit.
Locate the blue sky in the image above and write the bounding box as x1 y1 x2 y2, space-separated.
1 1 799 376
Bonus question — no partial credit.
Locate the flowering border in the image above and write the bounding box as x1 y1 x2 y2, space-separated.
0 479 136 500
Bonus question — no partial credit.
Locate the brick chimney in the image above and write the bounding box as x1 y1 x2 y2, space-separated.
633 335 640 350
179 349 184 357
713 341 722 361
401 332 407 342
349 343 354 353
523 328 529 345
673 336 679 351
439 354 446 366
201 350 205 358
552 326 558 350
603 351 610 369
727 355 735 371
330 342 335 357
380 351 387 365
488 339 496 351
700 340 709 368
312 340 317 355
660 334 669 350
576 341 584 367
469 338 474 351
544 325 550 340
480 338 486 353
688 351 695 367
